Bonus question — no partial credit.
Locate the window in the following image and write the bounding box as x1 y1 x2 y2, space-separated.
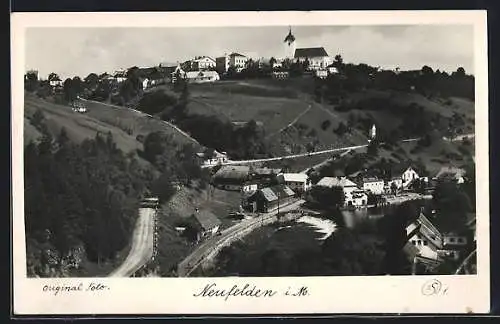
412 241 416 246
449 237 455 243
423 241 428 246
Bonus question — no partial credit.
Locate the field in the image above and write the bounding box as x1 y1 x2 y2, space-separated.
24 93 202 153
24 94 143 153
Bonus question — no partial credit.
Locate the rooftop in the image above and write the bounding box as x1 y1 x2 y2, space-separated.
229 52 246 57
316 177 358 188
186 71 220 78
259 185 295 202
192 210 221 231
281 173 309 183
212 165 250 182
294 47 329 58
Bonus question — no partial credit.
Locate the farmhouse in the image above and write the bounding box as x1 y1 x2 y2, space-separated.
211 165 251 191
435 166 466 184
245 185 296 213
185 71 220 83
49 75 63 88
280 173 311 194
405 213 442 261
190 209 221 242
294 47 333 71
316 176 367 207
359 177 385 195
196 150 228 166
190 56 216 70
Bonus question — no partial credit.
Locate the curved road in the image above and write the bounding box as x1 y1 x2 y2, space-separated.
108 208 156 277
78 97 200 145
177 199 305 277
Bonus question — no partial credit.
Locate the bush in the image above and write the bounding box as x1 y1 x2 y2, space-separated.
320 120 331 131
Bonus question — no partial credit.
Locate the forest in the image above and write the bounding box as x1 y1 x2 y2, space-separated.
24 128 155 277
23 110 206 277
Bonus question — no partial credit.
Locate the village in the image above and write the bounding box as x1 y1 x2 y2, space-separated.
24 26 477 278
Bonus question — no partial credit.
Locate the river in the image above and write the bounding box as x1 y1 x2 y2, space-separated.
203 205 398 277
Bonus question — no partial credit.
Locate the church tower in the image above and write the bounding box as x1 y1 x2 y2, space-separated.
283 26 297 59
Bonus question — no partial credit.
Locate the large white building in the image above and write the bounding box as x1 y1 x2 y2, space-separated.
190 56 216 70
360 177 385 195
280 173 311 193
316 176 367 207
294 47 333 71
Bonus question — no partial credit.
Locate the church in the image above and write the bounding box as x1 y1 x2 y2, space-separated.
281 27 334 71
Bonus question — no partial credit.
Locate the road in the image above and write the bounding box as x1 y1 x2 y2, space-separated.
77 97 200 145
177 199 305 277
202 144 370 168
108 208 156 277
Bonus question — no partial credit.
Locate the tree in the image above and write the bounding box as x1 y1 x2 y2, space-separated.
48 73 60 82
421 65 434 76
432 179 472 231
84 73 99 90
306 186 345 209
25 71 39 92
63 78 77 102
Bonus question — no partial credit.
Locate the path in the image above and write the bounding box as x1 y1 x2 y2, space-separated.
265 104 313 139
108 208 156 277
78 97 200 145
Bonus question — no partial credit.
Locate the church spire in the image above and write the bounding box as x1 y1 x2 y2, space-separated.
284 26 295 45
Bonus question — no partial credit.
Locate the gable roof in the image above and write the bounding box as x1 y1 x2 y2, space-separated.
259 185 295 202
294 47 329 58
192 210 221 231
192 56 216 63
212 165 251 183
185 71 220 79
316 177 357 188
229 52 246 58
282 173 308 183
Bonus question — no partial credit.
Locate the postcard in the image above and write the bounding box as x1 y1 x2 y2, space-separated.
11 10 489 315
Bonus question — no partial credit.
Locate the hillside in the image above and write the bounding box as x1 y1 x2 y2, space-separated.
24 93 201 154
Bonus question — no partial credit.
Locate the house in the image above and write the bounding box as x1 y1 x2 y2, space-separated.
211 165 251 191
389 164 422 189
185 70 220 83
406 213 443 261
272 71 289 79
196 150 228 166
228 52 248 71
190 209 221 242
385 177 403 194
327 65 339 74
245 185 296 213
113 70 128 83
360 177 385 195
294 47 333 71
280 173 311 194
316 176 367 207
49 76 63 88
141 78 150 90
314 69 328 79
171 64 187 83
435 166 466 184
190 56 216 70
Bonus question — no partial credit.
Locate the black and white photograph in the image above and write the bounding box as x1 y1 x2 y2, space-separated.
11 11 490 315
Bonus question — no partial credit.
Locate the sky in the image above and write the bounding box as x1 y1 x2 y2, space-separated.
25 25 474 80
